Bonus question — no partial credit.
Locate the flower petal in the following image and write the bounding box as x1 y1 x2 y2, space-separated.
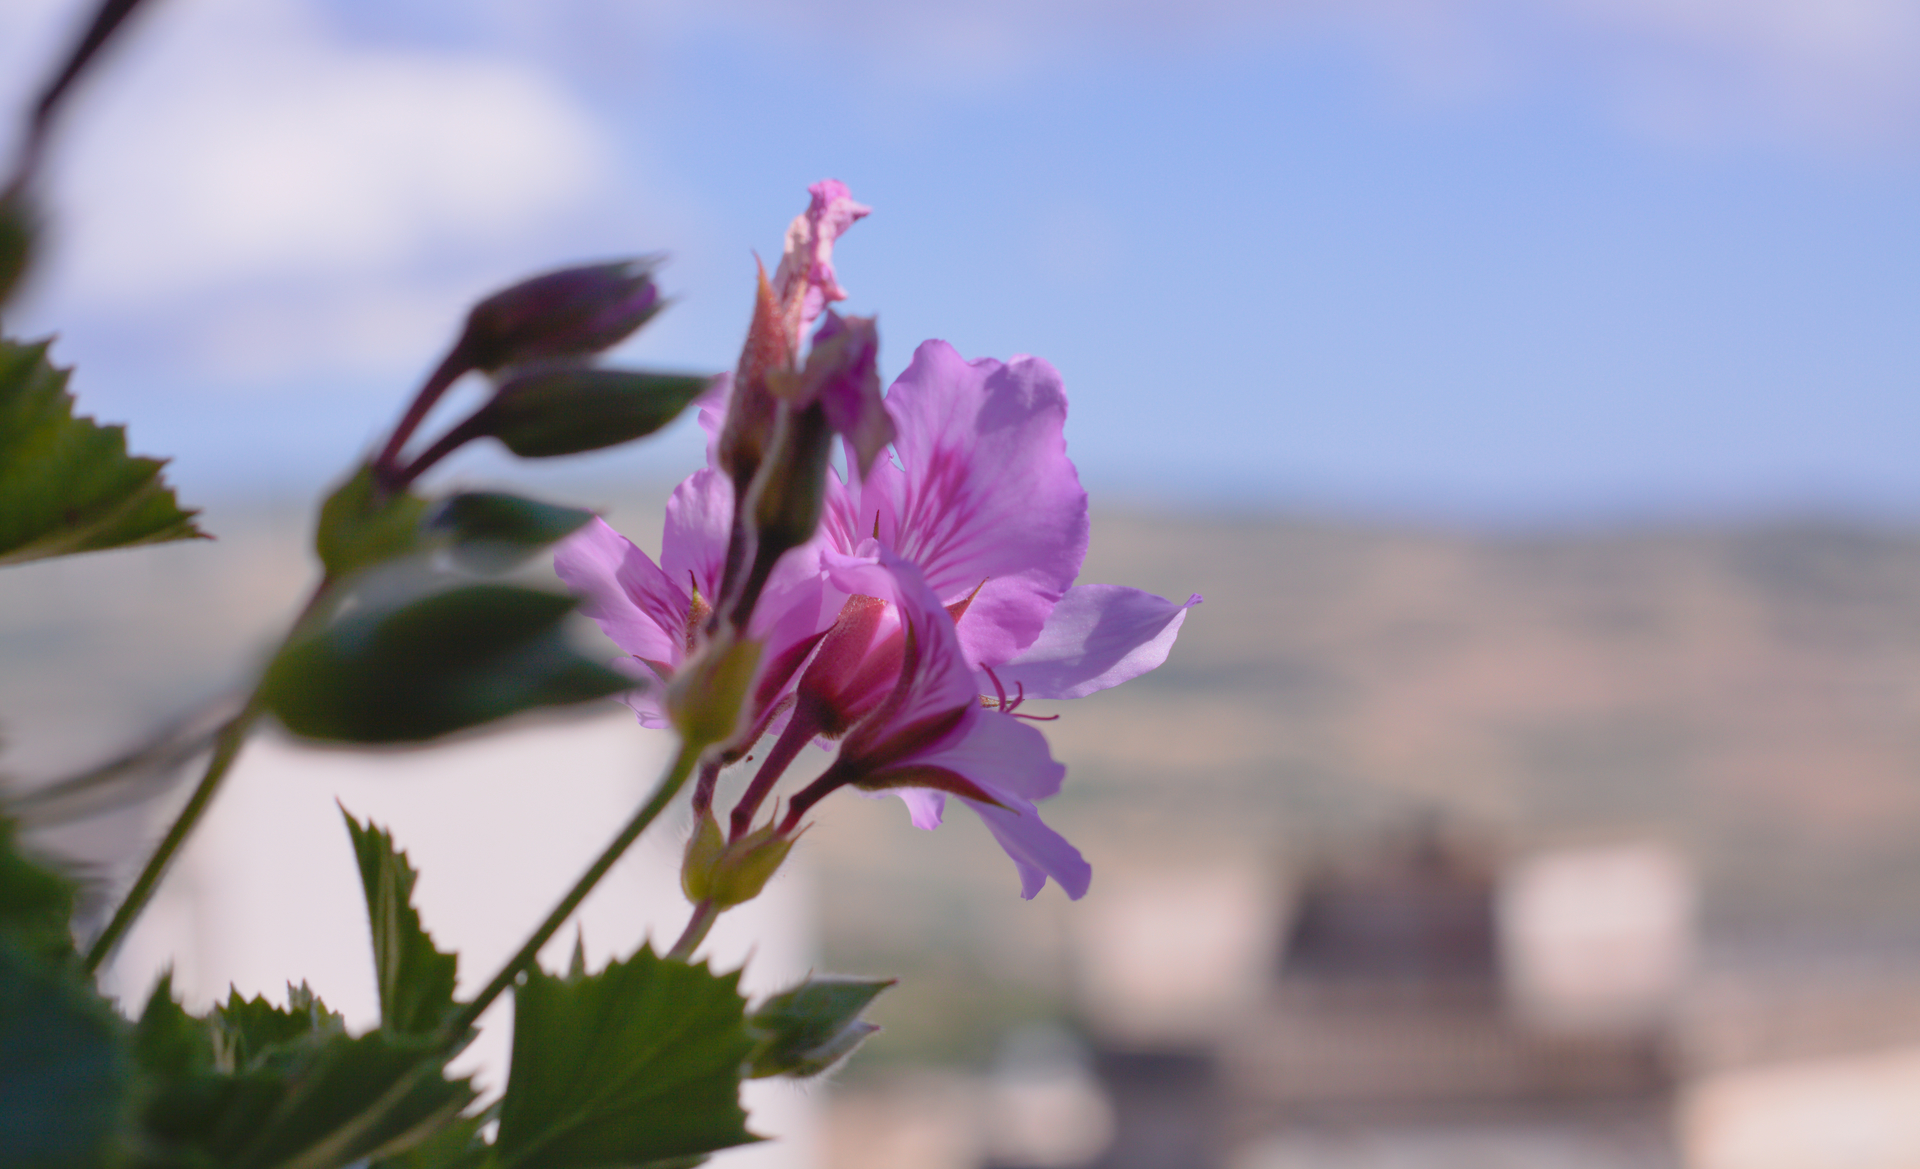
659 467 733 604
860 341 1089 668
990 586 1201 700
553 517 684 665
970 799 1091 900
772 179 871 343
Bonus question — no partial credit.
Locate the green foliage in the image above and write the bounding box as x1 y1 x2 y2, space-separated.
0 337 205 565
478 368 710 458
0 817 76 964
315 465 430 579
493 947 758 1169
260 583 630 743
0 938 133 1167
0 826 132 1168
0 192 31 309
132 979 475 1169
746 976 892 1079
425 492 595 573
342 811 460 1035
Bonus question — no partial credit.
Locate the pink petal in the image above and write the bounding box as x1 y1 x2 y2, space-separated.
553 518 684 666
990 586 1201 700
807 311 893 478
860 341 1089 669
772 179 871 343
894 788 947 830
659 468 733 604
971 800 1091 900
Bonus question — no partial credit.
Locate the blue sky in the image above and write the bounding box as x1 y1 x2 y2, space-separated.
4 0 1919 523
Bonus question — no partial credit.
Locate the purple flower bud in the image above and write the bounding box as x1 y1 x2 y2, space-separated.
460 259 663 372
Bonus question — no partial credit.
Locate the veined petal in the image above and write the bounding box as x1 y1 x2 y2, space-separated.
862 341 1089 668
990 586 1202 700
660 467 732 604
553 517 685 666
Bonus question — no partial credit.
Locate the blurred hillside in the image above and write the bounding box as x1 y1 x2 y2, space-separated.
8 500 1920 1061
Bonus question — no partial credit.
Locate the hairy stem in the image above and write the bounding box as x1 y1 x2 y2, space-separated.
666 898 720 962
726 711 817 841
443 739 702 1037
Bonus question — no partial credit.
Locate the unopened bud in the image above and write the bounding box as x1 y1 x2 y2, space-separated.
667 628 764 749
460 259 664 372
747 976 894 1079
681 811 795 910
750 402 833 559
479 366 709 458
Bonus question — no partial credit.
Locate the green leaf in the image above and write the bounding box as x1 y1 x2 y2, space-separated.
0 337 205 565
260 583 631 743
136 981 475 1169
425 492 594 573
316 465 430 578
745 976 892 1079
0 937 133 1167
494 946 758 1169
0 192 32 308
0 817 76 964
478 368 711 458
369 1112 491 1169
211 983 344 1073
342 811 459 1034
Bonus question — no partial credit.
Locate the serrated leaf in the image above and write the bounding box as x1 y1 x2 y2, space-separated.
212 983 345 1073
0 816 76 964
316 465 429 578
746 976 892 1079
494 946 758 1169
136 981 475 1169
260 583 630 743
342 811 459 1034
0 936 133 1168
0 337 205 565
424 492 594 573
478 368 710 459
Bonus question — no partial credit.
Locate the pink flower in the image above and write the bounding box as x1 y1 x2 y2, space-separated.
555 181 1197 900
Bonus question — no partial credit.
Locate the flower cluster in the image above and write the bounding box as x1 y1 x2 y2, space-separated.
557 181 1198 901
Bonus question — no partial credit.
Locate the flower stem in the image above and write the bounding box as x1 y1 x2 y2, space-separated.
442 739 702 1038
666 898 720 961
82 697 262 974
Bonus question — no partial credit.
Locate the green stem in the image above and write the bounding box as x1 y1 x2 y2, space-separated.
666 898 721 962
443 740 702 1038
82 697 263 973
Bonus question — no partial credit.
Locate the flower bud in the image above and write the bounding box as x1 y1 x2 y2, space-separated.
681 811 795 910
667 627 764 749
459 259 663 373
746 976 893 1079
479 366 709 458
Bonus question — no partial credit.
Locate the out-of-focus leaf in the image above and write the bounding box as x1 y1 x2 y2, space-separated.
259 583 629 743
0 937 133 1167
0 338 205 565
211 983 343 1073
369 1112 491 1169
316 465 429 579
342 811 459 1034
745 976 892 1079
478 368 710 458
136 981 474 1169
0 816 75 964
493 946 758 1169
0 192 32 308
425 492 594 573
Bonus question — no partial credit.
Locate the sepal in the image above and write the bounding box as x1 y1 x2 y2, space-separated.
745 975 893 1079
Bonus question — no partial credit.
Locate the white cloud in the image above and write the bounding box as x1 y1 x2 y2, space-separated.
36 0 608 304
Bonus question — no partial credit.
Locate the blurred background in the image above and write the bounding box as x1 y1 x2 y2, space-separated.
5 0 1920 1166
